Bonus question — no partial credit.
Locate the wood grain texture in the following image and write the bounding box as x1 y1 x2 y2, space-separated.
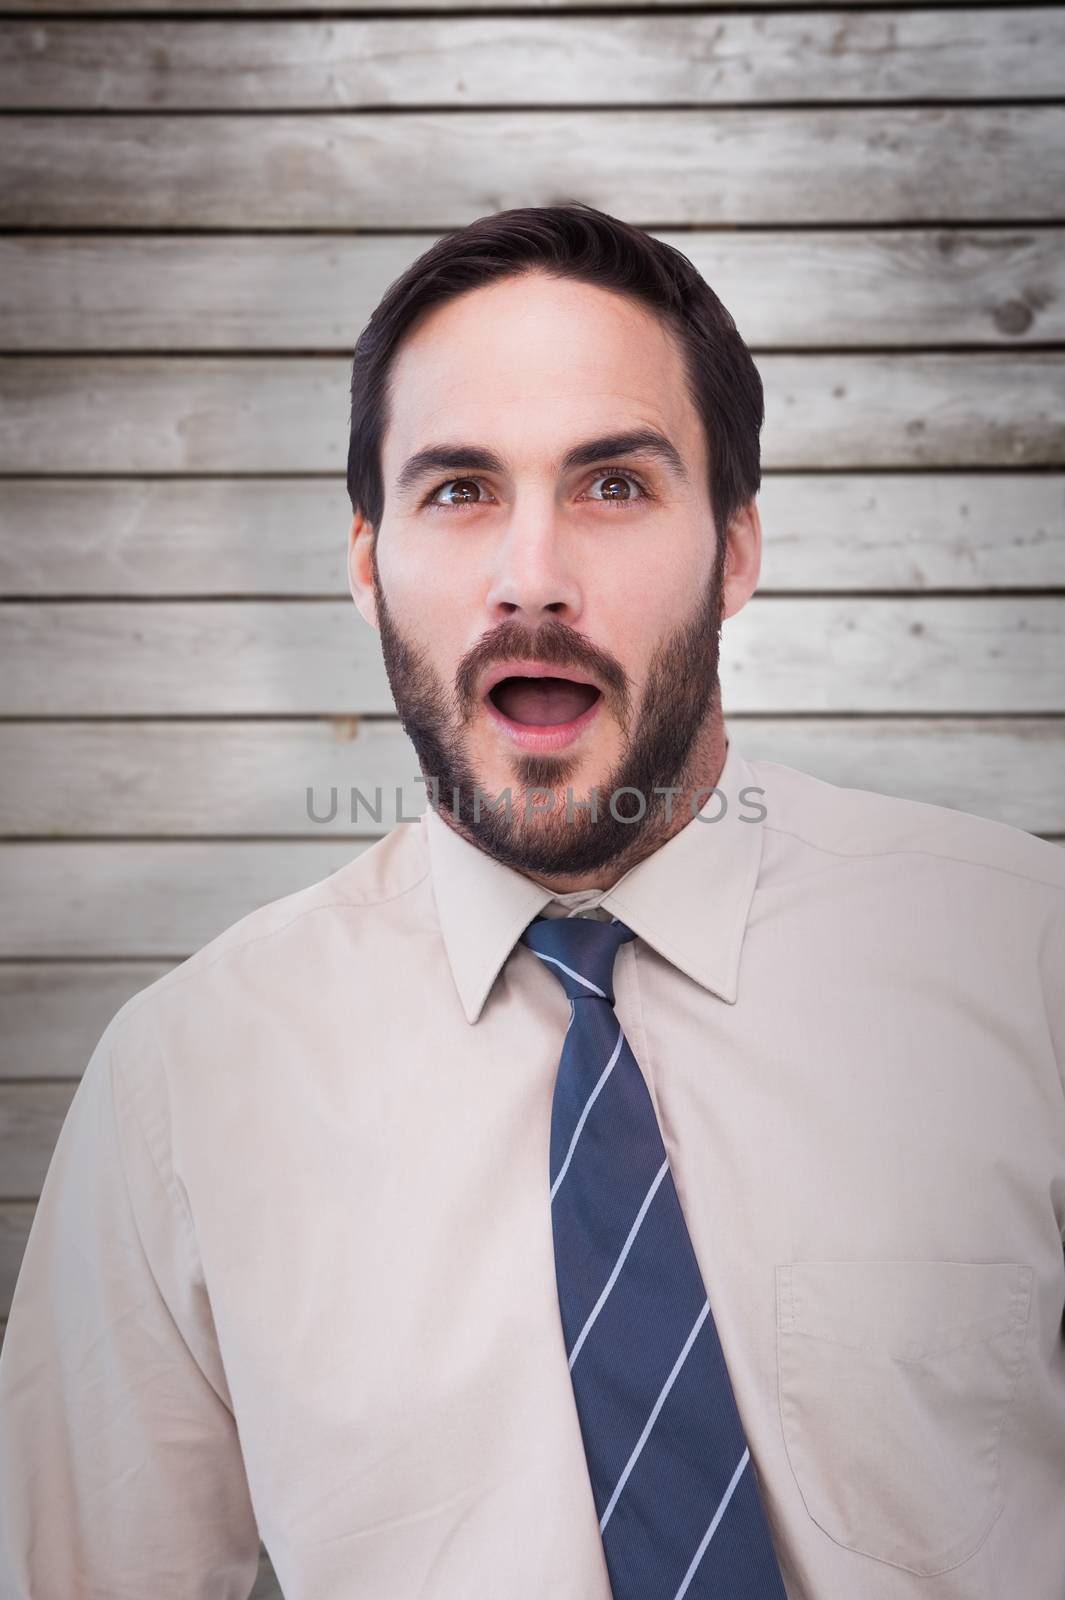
3 108 1063 228
0 1205 35 1315
2 598 1063 716
3 354 1063 474
3 475 1062 596
0 600 393 714
0 841 369 957
1 717 1062 841
3 807 1064 964
0 1083 77 1197
0 0 1011 16
250 1556 283 1600
3 230 1061 352
0 478 353 596
3 12 1059 110
0 962 173 1079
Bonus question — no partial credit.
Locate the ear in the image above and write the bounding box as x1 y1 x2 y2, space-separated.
720 498 762 622
348 509 379 629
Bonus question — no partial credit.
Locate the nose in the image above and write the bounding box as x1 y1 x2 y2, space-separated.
483 501 584 626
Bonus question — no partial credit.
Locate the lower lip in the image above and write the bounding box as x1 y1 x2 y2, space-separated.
483 691 603 752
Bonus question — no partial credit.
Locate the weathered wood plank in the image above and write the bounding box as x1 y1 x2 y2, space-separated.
1 796 1061 962
0 600 388 714
0 704 1060 1064
0 0 1011 17
760 354 1065 470
0 1205 35 1316
734 718 1065 833
1 718 1062 841
0 600 390 714
756 474 1065 591
0 962 173 1080
2 598 1062 716
3 12 1059 110
0 1083 77 1198
723 598 1065 714
0 842 370 958
3 474 1062 596
3 108 1062 228
3 355 1063 474
1 768 1062 962
0 357 352 474
250 1556 283 1600
3 230 1061 352
0 718 423 836
0 479 351 595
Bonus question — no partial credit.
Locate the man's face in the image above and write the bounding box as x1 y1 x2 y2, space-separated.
352 270 755 879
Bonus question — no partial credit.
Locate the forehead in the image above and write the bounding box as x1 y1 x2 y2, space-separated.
381 271 706 477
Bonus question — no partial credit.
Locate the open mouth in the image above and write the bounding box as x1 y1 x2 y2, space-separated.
487 675 602 728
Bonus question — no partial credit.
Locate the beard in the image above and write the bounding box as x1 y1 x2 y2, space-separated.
371 538 726 878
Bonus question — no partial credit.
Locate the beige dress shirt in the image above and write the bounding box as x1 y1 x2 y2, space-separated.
2 735 1064 1600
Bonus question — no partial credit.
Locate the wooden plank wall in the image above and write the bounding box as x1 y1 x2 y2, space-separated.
2 2 1064 1591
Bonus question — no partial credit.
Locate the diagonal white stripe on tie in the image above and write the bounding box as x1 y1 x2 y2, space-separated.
549 1022 626 1202
599 1300 711 1533
568 1158 670 1371
534 951 607 997
672 1447 751 1600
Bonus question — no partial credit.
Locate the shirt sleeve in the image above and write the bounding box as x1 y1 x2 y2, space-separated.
1040 890 1065 1246
0 1005 262 1600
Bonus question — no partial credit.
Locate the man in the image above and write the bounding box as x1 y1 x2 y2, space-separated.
1 203 1062 1600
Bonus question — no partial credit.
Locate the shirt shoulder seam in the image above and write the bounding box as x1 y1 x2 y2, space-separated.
108 861 432 1040
763 820 1065 899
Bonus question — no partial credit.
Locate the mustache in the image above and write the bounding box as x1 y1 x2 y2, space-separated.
454 618 628 715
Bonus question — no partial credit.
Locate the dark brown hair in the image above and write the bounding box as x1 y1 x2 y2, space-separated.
347 202 763 544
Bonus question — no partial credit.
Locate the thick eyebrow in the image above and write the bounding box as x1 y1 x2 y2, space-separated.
393 427 689 502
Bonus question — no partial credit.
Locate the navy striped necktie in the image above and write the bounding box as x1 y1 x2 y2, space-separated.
521 913 788 1599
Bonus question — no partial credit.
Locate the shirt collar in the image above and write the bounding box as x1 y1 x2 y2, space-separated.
422 736 765 1024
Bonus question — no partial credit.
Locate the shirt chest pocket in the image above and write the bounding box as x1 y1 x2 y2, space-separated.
775 1259 1033 1577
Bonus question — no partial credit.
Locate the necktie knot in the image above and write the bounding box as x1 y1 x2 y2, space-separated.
521 913 637 1005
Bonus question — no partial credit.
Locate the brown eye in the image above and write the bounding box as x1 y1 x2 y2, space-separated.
430 478 485 507
586 470 649 505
